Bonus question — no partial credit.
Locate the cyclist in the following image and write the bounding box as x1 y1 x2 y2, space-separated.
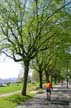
45 80 53 99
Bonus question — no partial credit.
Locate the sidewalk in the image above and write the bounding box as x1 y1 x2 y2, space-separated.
15 84 71 108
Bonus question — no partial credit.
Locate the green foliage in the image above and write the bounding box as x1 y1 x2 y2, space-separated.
32 70 39 81
0 0 71 95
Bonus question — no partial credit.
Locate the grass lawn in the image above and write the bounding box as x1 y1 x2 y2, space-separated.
0 82 39 108
0 82 39 94
0 83 22 94
0 93 34 108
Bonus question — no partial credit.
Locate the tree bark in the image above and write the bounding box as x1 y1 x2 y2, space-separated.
22 60 29 96
54 77 57 84
39 70 43 88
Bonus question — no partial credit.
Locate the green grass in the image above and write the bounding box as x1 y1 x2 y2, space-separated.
0 94 34 108
0 82 39 108
0 83 22 94
27 82 39 92
0 82 39 94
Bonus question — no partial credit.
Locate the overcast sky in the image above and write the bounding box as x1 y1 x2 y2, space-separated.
0 54 22 79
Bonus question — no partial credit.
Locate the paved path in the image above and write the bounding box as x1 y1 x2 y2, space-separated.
0 90 21 97
15 83 71 108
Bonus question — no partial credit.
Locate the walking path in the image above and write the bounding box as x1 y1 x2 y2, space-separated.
15 83 71 108
0 90 21 97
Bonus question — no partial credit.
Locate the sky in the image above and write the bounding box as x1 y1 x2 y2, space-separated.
0 54 22 79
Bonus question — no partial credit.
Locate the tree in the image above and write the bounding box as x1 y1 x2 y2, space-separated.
0 0 71 95
31 52 45 88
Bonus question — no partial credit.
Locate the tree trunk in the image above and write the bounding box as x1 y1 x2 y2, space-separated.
22 60 29 96
45 70 49 82
67 78 69 88
39 70 43 88
54 77 57 84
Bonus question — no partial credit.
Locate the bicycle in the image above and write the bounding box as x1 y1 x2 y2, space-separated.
46 92 51 100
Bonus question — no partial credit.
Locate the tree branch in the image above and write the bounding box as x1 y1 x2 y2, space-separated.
1 26 15 45
1 51 14 59
39 1 71 36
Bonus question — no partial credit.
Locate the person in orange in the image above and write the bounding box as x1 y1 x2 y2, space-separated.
45 80 53 97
